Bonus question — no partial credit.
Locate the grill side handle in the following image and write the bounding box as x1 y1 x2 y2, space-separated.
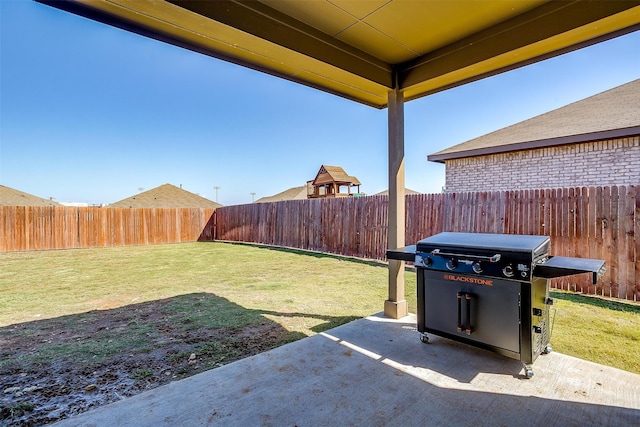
534 256 606 284
386 245 416 262
430 249 501 263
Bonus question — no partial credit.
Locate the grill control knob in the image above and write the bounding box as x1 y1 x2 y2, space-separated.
421 256 433 267
446 258 457 270
472 262 483 274
502 265 514 278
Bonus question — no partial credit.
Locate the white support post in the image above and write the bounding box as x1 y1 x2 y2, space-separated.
385 88 408 319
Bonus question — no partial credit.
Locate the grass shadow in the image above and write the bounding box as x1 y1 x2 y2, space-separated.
0 292 357 426
256 309 360 334
211 240 389 268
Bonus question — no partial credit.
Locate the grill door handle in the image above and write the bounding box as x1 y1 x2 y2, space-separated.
465 294 472 335
457 293 463 332
431 249 501 263
457 292 474 335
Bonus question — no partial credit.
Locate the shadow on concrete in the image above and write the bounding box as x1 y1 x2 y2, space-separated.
324 321 526 383
310 314 640 426
48 313 640 426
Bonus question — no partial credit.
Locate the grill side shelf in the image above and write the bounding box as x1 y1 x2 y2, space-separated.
386 245 416 262
534 256 606 284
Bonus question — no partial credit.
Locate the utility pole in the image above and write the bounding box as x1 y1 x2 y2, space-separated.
250 192 256 202
213 186 221 203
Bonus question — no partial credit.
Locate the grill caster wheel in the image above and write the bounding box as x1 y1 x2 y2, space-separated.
543 345 553 354
524 367 534 378
420 334 429 344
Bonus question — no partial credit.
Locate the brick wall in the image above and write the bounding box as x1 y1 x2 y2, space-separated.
444 136 640 192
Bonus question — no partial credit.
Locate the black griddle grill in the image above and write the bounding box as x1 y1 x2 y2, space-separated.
388 232 605 377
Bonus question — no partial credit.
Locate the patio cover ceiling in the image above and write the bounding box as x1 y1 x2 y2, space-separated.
37 0 640 109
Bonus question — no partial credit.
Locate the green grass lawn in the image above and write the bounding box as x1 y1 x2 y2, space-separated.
0 242 409 334
548 291 640 373
1 242 638 374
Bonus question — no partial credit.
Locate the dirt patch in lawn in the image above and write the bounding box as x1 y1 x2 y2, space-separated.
0 293 307 426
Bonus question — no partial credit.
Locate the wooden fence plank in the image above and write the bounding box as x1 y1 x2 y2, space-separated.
560 187 569 284
567 188 576 291
531 189 540 236
522 189 530 235
609 186 620 298
594 187 607 296
585 187 596 295
568 187 576 260
542 189 551 243
622 186 635 300
571 186 590 293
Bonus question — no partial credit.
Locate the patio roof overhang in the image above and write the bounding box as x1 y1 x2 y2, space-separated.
35 0 640 319
36 0 640 109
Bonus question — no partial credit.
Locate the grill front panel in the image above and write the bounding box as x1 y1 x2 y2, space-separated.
422 270 521 355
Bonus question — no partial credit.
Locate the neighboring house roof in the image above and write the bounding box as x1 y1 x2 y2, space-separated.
108 184 222 208
428 78 640 163
0 185 61 206
312 165 361 186
375 188 421 196
255 186 307 203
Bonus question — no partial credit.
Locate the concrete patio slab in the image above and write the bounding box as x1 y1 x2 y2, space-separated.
52 313 640 426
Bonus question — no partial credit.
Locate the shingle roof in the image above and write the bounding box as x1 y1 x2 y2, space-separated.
255 186 308 203
0 185 61 206
313 165 361 186
107 184 222 208
428 78 640 162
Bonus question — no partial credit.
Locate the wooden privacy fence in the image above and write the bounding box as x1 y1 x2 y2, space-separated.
1 186 637 301
215 185 639 301
0 206 216 251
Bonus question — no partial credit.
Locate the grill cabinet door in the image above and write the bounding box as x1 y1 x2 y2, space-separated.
422 271 521 355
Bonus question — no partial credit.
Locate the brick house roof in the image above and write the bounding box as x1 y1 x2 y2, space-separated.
0 185 61 206
107 184 222 208
428 78 640 163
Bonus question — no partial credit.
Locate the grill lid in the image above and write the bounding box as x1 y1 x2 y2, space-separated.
386 232 606 285
416 232 550 257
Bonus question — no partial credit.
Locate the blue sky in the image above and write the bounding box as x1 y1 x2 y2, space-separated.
1 1 639 206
